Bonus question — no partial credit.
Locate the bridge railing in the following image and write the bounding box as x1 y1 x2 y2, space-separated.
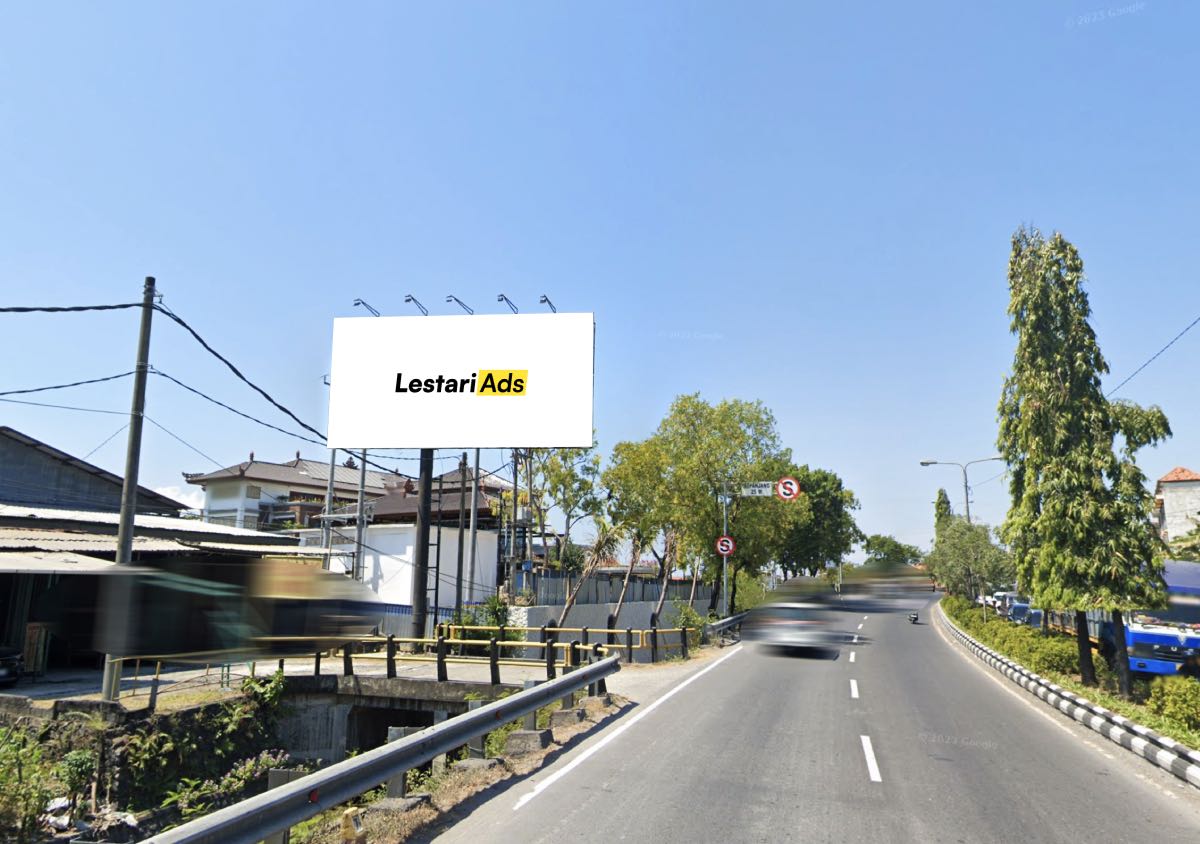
142 654 622 844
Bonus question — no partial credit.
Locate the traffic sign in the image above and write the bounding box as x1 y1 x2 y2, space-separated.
715 535 736 556
741 482 774 497
776 476 801 501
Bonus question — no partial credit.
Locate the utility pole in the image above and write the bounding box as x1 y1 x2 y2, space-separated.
321 448 337 570
455 452 466 621
510 448 520 594
101 276 156 702
466 448 480 603
354 448 368 580
411 449 434 639
721 480 729 618
433 471 444 622
526 450 534 563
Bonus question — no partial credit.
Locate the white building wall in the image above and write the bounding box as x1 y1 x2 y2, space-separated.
1163 481 1200 541
297 524 500 611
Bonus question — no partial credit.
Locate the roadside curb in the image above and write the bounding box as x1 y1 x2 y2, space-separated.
934 600 1200 790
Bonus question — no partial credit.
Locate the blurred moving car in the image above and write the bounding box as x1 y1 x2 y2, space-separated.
0 645 24 687
744 602 841 653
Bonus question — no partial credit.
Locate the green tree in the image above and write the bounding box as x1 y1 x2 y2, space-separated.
861 534 923 572
1172 523 1200 562
557 519 624 626
778 466 863 577
934 488 953 536
537 442 603 569
926 517 1013 604
998 226 1171 694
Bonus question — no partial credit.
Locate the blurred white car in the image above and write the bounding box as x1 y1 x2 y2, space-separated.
744 602 841 652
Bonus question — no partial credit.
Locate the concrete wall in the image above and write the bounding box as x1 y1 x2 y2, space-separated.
1163 480 1200 541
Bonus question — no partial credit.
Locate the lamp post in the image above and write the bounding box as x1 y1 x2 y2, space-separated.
446 295 473 315
497 294 518 314
919 456 1004 524
538 294 557 313
403 294 428 316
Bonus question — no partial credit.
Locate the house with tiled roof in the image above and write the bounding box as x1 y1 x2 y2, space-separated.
184 451 410 531
1154 466 1200 542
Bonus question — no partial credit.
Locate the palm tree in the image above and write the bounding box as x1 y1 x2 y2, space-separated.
611 530 644 629
557 519 624 627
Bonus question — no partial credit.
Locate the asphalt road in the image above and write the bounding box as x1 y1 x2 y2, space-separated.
427 596 1200 843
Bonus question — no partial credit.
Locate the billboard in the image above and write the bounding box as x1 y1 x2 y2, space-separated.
326 312 594 448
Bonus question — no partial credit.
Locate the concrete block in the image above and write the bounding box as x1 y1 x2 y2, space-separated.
504 729 552 755
451 757 502 774
549 708 586 729
582 694 612 709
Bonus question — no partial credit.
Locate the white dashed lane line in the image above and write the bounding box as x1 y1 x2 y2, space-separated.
861 735 882 782
850 679 860 699
850 651 856 663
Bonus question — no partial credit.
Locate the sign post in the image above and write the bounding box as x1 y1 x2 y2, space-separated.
716 534 735 617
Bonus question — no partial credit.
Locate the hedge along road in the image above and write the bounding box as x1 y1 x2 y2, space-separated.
423 598 1200 844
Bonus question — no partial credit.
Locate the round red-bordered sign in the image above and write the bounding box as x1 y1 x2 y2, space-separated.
776 476 801 501
715 535 736 556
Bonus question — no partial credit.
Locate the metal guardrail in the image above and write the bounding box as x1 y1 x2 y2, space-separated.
702 612 748 643
145 654 622 844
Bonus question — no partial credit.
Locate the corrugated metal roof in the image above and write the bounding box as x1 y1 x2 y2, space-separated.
0 530 191 553
0 505 283 537
181 541 330 556
0 550 132 574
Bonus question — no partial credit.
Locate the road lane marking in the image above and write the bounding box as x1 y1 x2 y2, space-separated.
850 679 859 699
863 615 869 620
850 651 856 663
513 645 744 811
860 735 882 782
857 623 864 630
852 634 859 643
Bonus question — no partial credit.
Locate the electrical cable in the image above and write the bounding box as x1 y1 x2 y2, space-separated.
152 302 327 441
83 423 129 460
0 303 143 313
0 371 135 397
1107 312 1200 397
0 396 126 415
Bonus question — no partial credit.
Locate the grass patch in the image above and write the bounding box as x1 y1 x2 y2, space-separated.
941 596 1200 750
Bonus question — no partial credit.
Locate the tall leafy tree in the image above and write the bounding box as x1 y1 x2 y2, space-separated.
778 466 863 577
926 517 1013 606
934 488 953 535
861 534 923 572
998 226 1170 694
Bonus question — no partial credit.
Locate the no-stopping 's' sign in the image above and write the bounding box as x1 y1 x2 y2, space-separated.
776 476 801 501
716 535 736 556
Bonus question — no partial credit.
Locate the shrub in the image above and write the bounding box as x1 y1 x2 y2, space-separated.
671 600 705 650
1148 675 1200 730
0 727 54 839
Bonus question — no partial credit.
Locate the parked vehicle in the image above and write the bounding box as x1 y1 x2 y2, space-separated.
1044 561 1200 675
1007 602 1030 624
0 645 23 686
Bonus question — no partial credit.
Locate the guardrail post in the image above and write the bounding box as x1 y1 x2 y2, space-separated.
626 628 634 663
561 641 580 709
607 613 617 645
545 636 557 680
523 679 538 729
467 700 485 758
700 623 710 645
581 627 589 647
588 643 600 696
278 658 285 673
342 643 354 676
650 625 659 663
489 637 501 685
147 675 160 714
386 635 397 679
436 635 448 682
680 627 689 660
314 651 321 676
540 624 548 646
385 726 409 797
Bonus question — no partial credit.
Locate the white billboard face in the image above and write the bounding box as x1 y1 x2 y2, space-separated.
326 313 594 449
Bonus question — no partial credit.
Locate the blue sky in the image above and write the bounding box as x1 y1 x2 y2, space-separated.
1 1 1197 554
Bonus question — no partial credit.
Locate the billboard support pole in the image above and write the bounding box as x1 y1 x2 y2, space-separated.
412 449 434 640
467 448 480 604
455 452 467 621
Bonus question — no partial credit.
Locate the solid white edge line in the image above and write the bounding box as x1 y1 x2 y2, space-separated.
861 735 882 782
513 645 744 811
850 678 859 699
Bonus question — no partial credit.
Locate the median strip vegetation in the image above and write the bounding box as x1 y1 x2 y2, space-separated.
941 596 1200 751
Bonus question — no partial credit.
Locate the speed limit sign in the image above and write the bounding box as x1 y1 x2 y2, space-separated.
776 476 801 501
716 535 736 556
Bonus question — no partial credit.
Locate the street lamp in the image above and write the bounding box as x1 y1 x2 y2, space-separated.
403 294 428 316
538 294 557 313
497 293 518 314
352 298 381 317
919 456 1004 523
446 295 474 315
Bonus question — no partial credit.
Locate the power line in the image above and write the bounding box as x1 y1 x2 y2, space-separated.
83 423 129 460
1107 312 1200 397
151 368 327 447
152 303 327 441
0 303 143 313
0 371 135 397
0 396 126 415
143 415 233 474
